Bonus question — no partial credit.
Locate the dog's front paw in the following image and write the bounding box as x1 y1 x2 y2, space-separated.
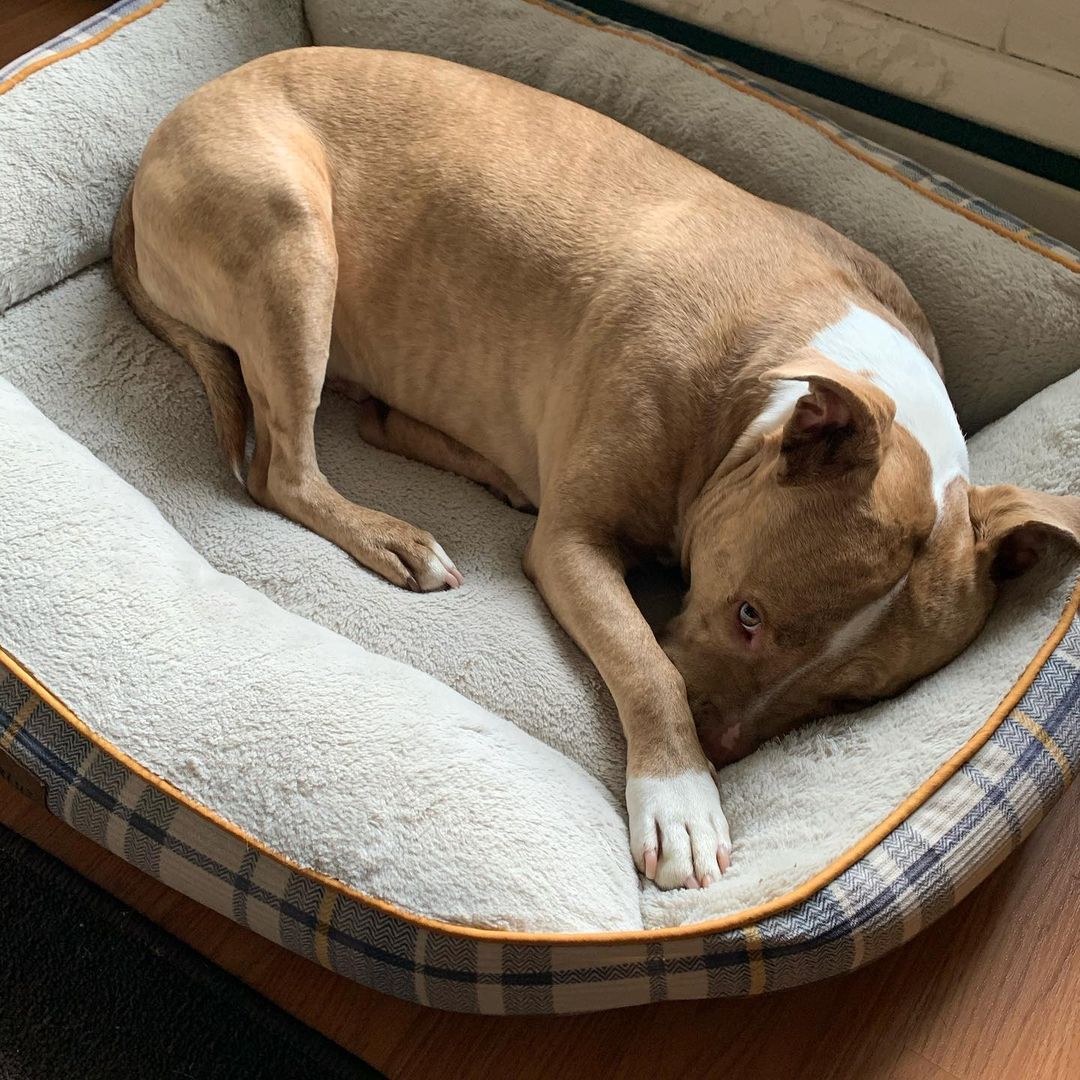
626 771 732 890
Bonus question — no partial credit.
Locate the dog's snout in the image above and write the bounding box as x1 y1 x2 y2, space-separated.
694 701 753 767
698 725 748 766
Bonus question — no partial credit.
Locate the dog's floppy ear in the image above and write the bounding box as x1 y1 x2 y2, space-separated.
764 350 896 485
969 484 1080 581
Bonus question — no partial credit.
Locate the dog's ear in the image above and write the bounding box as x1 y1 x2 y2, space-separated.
764 350 896 485
969 484 1080 582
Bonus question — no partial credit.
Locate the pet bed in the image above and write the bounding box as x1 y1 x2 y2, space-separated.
0 0 1077 1014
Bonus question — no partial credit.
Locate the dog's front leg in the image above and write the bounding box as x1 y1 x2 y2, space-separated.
525 518 732 890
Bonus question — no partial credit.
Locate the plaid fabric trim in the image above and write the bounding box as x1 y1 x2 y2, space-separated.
0 0 162 90
2 614 1076 1013
533 0 1080 272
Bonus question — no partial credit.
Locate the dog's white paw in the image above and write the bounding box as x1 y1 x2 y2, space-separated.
626 771 732 890
362 522 463 592
413 538 463 592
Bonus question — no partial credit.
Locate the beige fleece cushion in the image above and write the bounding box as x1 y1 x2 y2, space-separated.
2 266 1077 929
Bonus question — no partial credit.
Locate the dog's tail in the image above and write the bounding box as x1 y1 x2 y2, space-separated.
111 182 248 482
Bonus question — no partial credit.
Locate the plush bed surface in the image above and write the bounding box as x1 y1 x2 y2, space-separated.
2 267 1077 932
0 378 642 932
1 0 1078 938
0 0 310 313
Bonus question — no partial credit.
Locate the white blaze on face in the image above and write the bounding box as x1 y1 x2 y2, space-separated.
810 305 969 512
745 574 909 724
824 573 910 660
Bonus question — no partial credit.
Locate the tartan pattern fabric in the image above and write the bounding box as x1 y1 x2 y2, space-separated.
0 1 160 88
3 612 1077 1013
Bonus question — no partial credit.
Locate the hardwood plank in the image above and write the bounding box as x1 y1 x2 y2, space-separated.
889 1048 959 1080
898 794 1080 1080
2 778 1077 1079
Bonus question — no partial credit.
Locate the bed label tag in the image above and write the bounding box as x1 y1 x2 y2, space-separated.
0 746 47 808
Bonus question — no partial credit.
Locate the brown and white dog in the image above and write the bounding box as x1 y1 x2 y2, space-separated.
112 48 1080 891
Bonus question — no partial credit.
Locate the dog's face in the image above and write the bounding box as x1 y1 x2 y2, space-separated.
665 351 1080 766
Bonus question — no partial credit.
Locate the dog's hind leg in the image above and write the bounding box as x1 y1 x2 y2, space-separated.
126 141 462 591
355 398 536 512
235 235 463 592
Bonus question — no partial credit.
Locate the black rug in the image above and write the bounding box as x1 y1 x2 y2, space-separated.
0 821 383 1080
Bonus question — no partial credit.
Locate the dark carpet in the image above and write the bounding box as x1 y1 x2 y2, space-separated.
0 821 383 1080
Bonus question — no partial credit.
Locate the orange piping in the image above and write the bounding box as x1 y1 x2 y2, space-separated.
0 0 167 98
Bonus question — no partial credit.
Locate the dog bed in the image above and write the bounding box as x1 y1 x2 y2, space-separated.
1 0 1078 1014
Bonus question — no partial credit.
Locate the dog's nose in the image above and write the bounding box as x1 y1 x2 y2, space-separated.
697 718 751 767
690 693 758 765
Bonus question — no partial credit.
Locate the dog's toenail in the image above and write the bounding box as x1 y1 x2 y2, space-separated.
643 849 658 879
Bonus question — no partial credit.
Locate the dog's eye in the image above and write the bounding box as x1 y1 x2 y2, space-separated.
737 602 762 631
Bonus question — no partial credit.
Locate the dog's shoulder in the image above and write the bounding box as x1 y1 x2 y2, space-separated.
787 209 942 374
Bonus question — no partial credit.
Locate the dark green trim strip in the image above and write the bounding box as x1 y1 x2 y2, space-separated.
581 0 1080 191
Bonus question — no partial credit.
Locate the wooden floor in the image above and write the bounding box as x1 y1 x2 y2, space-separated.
0 0 115 70
3 781 1077 1080
3 3 1078 1077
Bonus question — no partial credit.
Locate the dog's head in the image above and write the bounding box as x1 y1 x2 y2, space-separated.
666 347 1080 766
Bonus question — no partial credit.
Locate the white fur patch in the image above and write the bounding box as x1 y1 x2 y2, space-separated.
749 305 968 512
625 770 732 890
418 555 449 591
812 305 968 509
824 573 909 659
744 379 806 444
747 574 909 722
416 541 462 591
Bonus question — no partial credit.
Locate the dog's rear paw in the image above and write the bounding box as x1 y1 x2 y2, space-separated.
626 770 732 890
360 519 463 592
355 396 391 449
486 480 537 514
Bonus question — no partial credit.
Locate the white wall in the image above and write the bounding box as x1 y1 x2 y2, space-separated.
641 0 1080 155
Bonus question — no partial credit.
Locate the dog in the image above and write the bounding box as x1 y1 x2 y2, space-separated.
112 47 1080 891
